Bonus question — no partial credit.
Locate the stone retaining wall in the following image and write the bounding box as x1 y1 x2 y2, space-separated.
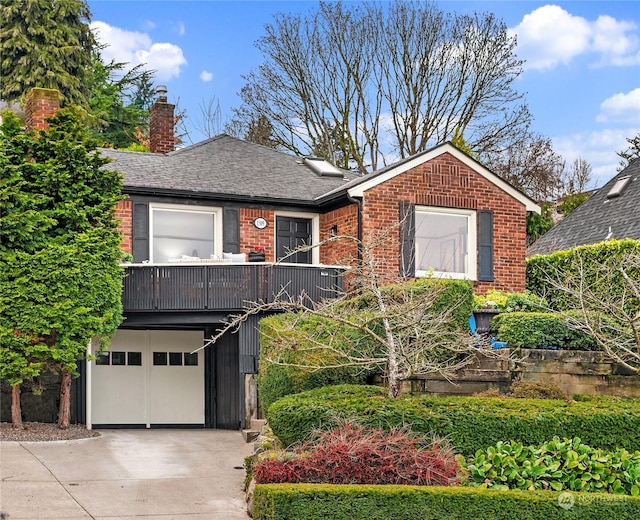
402 349 640 398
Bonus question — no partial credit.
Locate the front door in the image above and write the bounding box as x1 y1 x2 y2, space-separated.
276 216 312 263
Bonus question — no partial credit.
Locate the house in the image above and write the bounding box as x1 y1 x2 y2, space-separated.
528 160 640 256
22 88 539 430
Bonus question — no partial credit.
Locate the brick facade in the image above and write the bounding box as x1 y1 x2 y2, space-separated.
24 88 59 131
360 152 527 293
240 208 276 261
319 204 359 266
115 199 133 254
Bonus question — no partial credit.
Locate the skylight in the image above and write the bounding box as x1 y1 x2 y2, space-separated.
607 175 631 199
303 157 344 178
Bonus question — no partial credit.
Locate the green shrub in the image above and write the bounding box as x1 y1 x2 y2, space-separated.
527 240 640 312
467 437 640 495
253 483 640 520
474 290 546 312
267 385 640 456
509 379 568 400
491 312 598 350
258 315 375 411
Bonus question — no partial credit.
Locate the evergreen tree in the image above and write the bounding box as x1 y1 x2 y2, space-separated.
0 0 95 105
0 108 124 429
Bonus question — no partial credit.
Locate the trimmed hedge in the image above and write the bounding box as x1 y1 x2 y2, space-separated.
253 484 640 520
527 239 640 311
491 312 598 350
258 279 474 410
267 385 640 456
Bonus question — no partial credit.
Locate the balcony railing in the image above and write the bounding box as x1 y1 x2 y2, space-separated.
122 263 346 312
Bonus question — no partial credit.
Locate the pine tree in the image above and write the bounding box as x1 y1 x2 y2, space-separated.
0 0 95 105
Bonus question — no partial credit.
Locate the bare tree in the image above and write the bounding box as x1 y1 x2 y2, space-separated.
561 157 592 196
617 133 640 171
197 227 499 398
536 249 640 373
483 134 566 202
232 0 529 174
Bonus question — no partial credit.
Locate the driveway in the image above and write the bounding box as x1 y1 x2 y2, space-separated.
0 429 253 519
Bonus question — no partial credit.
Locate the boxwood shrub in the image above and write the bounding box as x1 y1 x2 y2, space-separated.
490 312 598 350
253 484 640 520
267 385 640 456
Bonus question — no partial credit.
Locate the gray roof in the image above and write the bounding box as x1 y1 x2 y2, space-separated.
528 159 640 256
100 134 359 203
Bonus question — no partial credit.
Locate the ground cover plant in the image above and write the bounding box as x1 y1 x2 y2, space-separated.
467 437 640 495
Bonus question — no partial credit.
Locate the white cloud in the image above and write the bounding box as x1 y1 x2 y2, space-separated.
597 89 640 124
91 21 187 81
553 128 639 187
200 70 213 82
509 5 640 70
172 21 186 36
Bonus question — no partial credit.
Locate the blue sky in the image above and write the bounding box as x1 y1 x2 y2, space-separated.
88 1 640 187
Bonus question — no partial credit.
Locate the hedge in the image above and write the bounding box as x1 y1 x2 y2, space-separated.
267 385 640 456
258 279 474 410
526 239 640 311
253 484 640 520
491 312 598 350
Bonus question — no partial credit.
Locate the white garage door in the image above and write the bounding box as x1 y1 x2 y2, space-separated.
91 329 204 427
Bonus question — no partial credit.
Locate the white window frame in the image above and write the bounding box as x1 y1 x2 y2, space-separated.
273 211 320 265
414 206 477 280
149 203 223 263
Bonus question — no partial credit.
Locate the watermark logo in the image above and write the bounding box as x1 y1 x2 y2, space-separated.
558 492 575 510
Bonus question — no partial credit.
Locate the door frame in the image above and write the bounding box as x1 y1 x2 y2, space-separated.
273 211 320 264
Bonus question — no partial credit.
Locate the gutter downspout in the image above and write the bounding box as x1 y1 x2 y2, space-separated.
347 194 363 263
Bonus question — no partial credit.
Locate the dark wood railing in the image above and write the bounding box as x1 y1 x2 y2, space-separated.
122 263 346 312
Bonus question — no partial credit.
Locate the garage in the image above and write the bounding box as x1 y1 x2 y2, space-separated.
89 329 205 427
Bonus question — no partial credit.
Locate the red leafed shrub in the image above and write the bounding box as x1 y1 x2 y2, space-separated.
252 420 461 486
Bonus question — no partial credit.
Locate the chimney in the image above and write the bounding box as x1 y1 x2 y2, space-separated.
25 88 60 131
149 85 175 153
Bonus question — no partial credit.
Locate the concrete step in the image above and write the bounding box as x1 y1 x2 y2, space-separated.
241 419 267 443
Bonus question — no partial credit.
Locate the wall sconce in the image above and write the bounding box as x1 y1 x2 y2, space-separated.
330 225 338 237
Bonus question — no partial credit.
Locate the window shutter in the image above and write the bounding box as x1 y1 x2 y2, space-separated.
223 208 240 253
478 210 494 282
132 202 149 262
399 201 415 277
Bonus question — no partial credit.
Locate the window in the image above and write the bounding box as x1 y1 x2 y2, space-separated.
184 352 198 366
414 207 477 279
150 204 222 263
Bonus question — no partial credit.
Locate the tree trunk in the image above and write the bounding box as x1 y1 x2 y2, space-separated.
58 369 72 429
11 384 24 429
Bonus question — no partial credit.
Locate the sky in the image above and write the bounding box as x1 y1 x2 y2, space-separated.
87 0 640 188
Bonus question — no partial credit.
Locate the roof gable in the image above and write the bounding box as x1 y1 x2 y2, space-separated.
341 143 540 212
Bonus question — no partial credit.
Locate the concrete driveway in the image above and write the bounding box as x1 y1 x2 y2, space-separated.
0 429 253 519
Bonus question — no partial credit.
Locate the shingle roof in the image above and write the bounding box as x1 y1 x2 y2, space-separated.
100 134 359 203
528 159 640 256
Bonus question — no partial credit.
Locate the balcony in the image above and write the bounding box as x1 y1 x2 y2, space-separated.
122 263 346 312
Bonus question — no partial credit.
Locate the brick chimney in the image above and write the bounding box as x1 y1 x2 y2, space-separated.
149 85 175 154
25 88 60 131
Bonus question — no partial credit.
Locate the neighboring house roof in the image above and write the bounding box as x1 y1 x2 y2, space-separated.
319 142 540 212
100 134 359 204
528 159 640 256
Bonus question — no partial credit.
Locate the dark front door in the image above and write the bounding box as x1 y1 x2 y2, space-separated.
276 216 312 264
205 330 240 429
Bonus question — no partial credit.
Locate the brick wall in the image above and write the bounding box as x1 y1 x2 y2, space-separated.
361 152 527 293
240 208 276 261
115 199 133 254
319 204 359 266
24 88 59 131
